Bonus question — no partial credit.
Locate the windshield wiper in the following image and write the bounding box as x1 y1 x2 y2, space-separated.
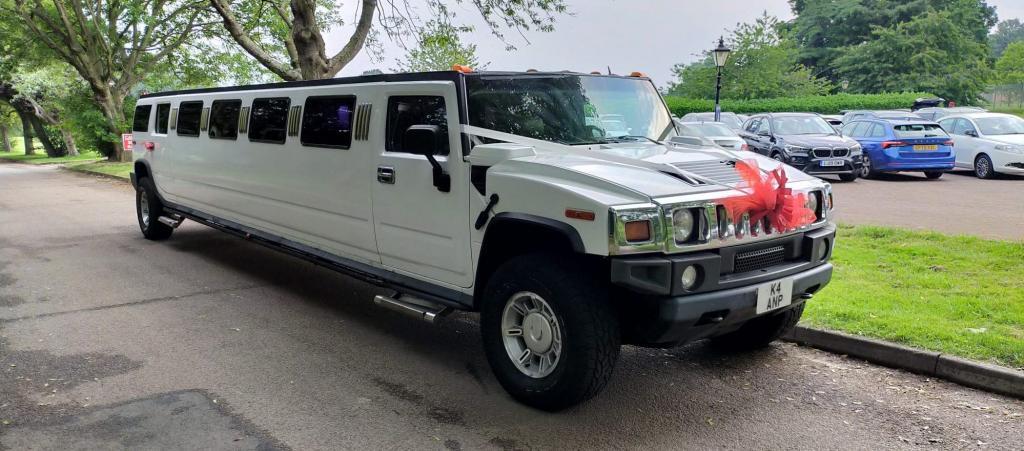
602 135 661 144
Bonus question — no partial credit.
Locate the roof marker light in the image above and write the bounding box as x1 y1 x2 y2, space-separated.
629 71 646 77
451 64 474 73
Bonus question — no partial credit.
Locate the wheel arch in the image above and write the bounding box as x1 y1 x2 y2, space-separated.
133 159 152 189
473 213 589 310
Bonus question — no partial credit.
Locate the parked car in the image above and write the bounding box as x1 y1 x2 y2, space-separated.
679 111 745 131
938 113 1024 179
841 119 954 179
128 70 836 410
821 114 844 131
914 106 987 122
674 120 748 151
740 113 863 182
840 110 922 123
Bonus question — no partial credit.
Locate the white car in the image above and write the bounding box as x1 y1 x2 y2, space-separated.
938 113 1024 178
674 120 748 151
129 70 835 410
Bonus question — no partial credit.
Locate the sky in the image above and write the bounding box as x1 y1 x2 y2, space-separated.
330 0 1024 89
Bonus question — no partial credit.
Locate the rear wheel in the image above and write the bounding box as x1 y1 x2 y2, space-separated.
861 154 879 179
710 303 805 351
924 171 943 180
771 152 784 162
136 177 174 240
975 154 996 179
481 253 620 411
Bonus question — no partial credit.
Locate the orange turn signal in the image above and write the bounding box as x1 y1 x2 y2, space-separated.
452 64 474 73
624 220 652 242
629 71 647 77
565 209 596 221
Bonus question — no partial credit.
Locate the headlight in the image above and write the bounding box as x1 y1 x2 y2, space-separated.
995 144 1024 154
806 191 820 218
850 144 862 155
785 145 809 153
672 208 695 243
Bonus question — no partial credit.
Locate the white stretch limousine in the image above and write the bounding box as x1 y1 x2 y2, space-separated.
130 70 836 410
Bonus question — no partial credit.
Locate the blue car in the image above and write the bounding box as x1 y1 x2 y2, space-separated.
840 120 955 179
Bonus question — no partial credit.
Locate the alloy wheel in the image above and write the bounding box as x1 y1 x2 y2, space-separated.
139 188 150 227
501 291 563 379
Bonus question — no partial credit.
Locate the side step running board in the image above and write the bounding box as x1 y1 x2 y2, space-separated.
374 294 449 323
157 215 183 228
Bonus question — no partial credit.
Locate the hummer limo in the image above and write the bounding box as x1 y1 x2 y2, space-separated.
129 69 836 410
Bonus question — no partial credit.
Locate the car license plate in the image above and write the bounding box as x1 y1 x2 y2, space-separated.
913 144 938 151
756 278 794 314
820 159 844 167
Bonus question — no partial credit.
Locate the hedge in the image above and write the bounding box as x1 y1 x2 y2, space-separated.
664 92 933 116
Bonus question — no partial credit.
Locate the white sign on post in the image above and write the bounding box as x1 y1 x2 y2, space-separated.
122 133 134 152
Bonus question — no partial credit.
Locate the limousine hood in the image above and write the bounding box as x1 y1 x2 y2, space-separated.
474 141 821 203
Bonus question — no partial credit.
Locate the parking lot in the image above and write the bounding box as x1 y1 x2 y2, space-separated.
2 163 1023 449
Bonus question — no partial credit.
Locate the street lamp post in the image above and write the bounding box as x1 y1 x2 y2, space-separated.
712 37 731 122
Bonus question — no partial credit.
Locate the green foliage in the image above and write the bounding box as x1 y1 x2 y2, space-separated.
663 92 931 116
834 9 992 103
393 19 486 72
995 42 1024 84
667 14 830 100
990 19 1024 59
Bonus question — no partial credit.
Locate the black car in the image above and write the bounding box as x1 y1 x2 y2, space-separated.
739 113 863 182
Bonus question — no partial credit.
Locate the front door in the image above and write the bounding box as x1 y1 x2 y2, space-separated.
370 84 473 288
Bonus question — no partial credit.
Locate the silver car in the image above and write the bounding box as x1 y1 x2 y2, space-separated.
675 120 748 151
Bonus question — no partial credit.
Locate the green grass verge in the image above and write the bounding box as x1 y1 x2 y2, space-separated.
65 161 132 179
0 141 104 164
804 225 1024 368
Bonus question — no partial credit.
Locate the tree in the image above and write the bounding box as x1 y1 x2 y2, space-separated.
667 14 830 100
393 19 485 72
990 19 1024 59
995 41 1024 84
210 0 567 81
834 9 991 103
3 0 214 161
0 104 15 152
788 0 997 82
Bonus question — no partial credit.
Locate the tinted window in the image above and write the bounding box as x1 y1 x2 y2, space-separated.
249 97 290 144
868 123 887 138
893 123 948 139
386 96 449 155
301 96 356 148
744 118 759 132
756 119 771 135
209 100 242 140
132 105 151 132
841 123 857 137
952 119 976 135
155 104 171 134
176 101 203 137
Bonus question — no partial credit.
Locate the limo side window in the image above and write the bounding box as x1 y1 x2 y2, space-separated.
132 105 151 132
155 103 171 134
176 101 203 137
209 100 242 140
301 96 356 148
386 96 449 155
249 97 290 144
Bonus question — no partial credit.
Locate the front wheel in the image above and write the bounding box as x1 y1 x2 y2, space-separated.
975 154 996 179
136 177 174 240
481 253 620 411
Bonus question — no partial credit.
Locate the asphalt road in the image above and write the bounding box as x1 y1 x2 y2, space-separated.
1 163 1022 450
825 170 1024 241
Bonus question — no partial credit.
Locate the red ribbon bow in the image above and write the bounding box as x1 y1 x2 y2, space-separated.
721 159 817 234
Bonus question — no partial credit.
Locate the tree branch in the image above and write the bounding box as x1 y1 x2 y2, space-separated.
209 0 300 80
325 0 377 77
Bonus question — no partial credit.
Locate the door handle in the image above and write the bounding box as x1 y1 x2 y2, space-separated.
377 166 395 184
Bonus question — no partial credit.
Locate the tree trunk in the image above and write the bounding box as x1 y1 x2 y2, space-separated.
95 91 127 161
61 128 79 156
29 115 62 157
19 112 34 155
0 124 10 152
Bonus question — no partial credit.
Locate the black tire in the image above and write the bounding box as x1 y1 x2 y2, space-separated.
838 173 857 182
481 253 620 411
136 177 174 240
924 171 943 180
709 303 805 351
770 152 785 163
975 154 996 179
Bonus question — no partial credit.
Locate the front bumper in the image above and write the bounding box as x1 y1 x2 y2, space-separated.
792 155 862 176
612 225 835 347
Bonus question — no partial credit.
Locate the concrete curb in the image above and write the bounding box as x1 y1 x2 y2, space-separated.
784 326 1024 400
60 164 130 183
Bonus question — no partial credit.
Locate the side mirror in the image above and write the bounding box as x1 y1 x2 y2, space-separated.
403 124 450 192
964 130 978 137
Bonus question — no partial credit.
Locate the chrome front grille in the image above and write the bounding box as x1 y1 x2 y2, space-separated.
812 147 849 158
733 245 787 273
671 160 743 185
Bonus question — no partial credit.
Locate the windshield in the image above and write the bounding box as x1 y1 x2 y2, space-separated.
679 123 736 137
772 116 836 135
465 75 674 145
893 123 948 139
975 116 1024 136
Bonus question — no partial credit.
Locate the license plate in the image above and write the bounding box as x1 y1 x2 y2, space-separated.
820 159 845 167
913 144 938 151
756 278 794 314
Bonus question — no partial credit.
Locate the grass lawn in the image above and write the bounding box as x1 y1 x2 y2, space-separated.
804 224 1024 368
0 140 104 164
65 161 132 179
